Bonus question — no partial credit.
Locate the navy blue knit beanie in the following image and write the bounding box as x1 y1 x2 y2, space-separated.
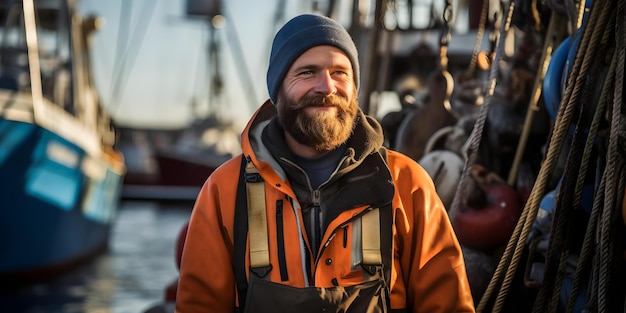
266 14 359 104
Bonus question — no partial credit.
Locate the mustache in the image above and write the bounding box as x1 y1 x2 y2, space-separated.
291 94 347 110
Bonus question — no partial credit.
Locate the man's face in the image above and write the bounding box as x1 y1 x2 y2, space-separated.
276 45 358 152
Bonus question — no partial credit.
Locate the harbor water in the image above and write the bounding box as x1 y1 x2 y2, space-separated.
0 200 192 313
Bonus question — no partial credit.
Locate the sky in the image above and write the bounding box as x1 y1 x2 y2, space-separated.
76 0 470 130
77 0 316 130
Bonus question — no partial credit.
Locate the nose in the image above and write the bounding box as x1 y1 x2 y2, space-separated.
313 71 337 95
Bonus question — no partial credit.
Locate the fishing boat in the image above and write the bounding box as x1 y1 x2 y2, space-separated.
120 115 240 201
0 0 125 283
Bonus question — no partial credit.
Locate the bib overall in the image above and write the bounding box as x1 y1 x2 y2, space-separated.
234 157 394 313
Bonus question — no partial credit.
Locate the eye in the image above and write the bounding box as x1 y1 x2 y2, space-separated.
332 69 351 77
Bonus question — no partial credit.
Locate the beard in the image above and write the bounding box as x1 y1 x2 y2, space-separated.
276 91 358 152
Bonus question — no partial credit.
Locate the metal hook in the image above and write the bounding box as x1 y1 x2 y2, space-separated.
443 1 454 25
442 70 459 119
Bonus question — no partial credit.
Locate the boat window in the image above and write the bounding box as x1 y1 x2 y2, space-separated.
36 1 74 112
0 1 73 113
0 2 29 91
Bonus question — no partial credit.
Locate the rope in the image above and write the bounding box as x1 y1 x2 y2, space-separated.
541 81 585 313
463 0 490 80
531 1 615 311
596 0 626 309
109 0 158 114
564 44 617 313
476 0 605 310
542 5 615 312
582 173 606 312
448 0 514 223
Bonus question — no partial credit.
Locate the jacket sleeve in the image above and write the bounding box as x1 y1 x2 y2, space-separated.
176 159 240 312
389 152 476 312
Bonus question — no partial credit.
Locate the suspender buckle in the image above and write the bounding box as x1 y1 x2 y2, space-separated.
250 264 273 278
245 172 263 183
361 263 382 276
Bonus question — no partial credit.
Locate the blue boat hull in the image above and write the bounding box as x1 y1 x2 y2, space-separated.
0 119 124 280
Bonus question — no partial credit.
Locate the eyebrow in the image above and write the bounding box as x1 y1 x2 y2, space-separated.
291 64 322 73
291 63 351 74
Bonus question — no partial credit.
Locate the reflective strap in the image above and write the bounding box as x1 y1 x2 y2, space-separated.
361 208 381 265
246 161 270 269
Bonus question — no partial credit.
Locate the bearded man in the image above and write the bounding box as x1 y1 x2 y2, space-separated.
176 14 475 313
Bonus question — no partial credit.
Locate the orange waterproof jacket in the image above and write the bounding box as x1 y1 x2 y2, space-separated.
176 101 475 312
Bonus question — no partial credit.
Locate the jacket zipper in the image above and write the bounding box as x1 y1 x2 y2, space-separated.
312 189 322 254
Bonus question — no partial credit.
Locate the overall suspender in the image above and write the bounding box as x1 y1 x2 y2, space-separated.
244 159 272 275
235 155 274 311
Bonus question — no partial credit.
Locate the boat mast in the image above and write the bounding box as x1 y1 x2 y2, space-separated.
356 0 385 116
21 0 45 120
186 0 225 121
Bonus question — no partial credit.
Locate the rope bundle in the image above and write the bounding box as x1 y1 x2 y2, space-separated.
455 0 626 311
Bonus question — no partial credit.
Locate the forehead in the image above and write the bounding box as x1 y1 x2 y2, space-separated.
291 45 352 68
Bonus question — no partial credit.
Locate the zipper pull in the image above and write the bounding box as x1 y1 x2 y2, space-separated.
312 189 321 206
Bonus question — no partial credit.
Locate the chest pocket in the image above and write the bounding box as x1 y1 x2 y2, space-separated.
234 156 393 312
